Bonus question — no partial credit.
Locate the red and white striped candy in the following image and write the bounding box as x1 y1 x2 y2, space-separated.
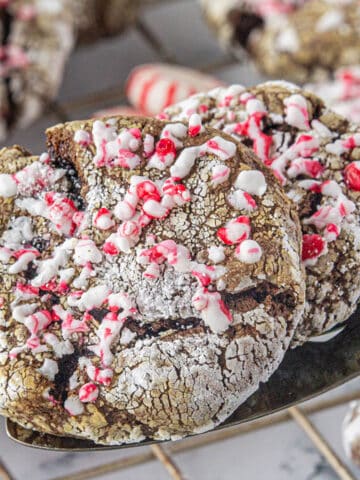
324 223 340 242
228 189 257 211
126 63 222 116
284 94 310 131
287 157 324 179
93 208 115 230
143 262 161 280
211 164 230 186
217 216 251 245
192 287 232 334
344 161 360 191
79 382 99 403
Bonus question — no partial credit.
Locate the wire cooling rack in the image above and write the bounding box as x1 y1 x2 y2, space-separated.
0 2 359 479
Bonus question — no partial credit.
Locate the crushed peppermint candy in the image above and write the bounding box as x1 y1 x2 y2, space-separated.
163 82 360 272
217 216 251 245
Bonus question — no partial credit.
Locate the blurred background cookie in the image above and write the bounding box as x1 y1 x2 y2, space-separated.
0 0 76 140
0 0 160 141
200 0 360 84
306 65 360 124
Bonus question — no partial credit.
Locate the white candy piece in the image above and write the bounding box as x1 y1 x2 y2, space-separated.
284 94 310 130
8 251 37 274
38 358 59 381
235 240 262 264
228 190 256 211
79 284 110 311
234 170 267 196
0 174 17 197
208 246 225 264
74 129 91 146
192 288 231 334
74 239 102 266
64 397 84 416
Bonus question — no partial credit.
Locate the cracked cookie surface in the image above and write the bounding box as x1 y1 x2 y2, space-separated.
0 116 304 445
164 82 360 344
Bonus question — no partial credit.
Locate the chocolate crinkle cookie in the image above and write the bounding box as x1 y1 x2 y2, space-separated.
163 81 360 345
200 0 360 83
0 115 305 444
76 0 158 44
0 0 158 141
306 65 360 124
0 0 76 140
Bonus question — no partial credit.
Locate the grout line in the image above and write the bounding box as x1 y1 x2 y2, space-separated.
150 445 187 480
48 390 360 480
288 406 355 480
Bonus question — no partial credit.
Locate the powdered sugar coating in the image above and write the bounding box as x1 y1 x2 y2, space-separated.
0 116 304 445
164 81 360 343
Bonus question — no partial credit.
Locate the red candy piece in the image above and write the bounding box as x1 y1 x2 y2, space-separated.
344 162 360 191
136 180 161 202
244 192 257 210
218 297 233 323
304 159 324 178
155 138 177 157
103 242 119 256
302 234 326 262
189 125 201 137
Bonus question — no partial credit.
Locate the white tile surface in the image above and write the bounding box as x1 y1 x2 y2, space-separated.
1 380 360 480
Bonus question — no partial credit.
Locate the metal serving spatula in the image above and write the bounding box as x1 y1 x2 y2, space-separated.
5 308 360 452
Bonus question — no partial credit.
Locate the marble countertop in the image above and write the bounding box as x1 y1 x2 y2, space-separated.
1 380 360 480
1 1 360 478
